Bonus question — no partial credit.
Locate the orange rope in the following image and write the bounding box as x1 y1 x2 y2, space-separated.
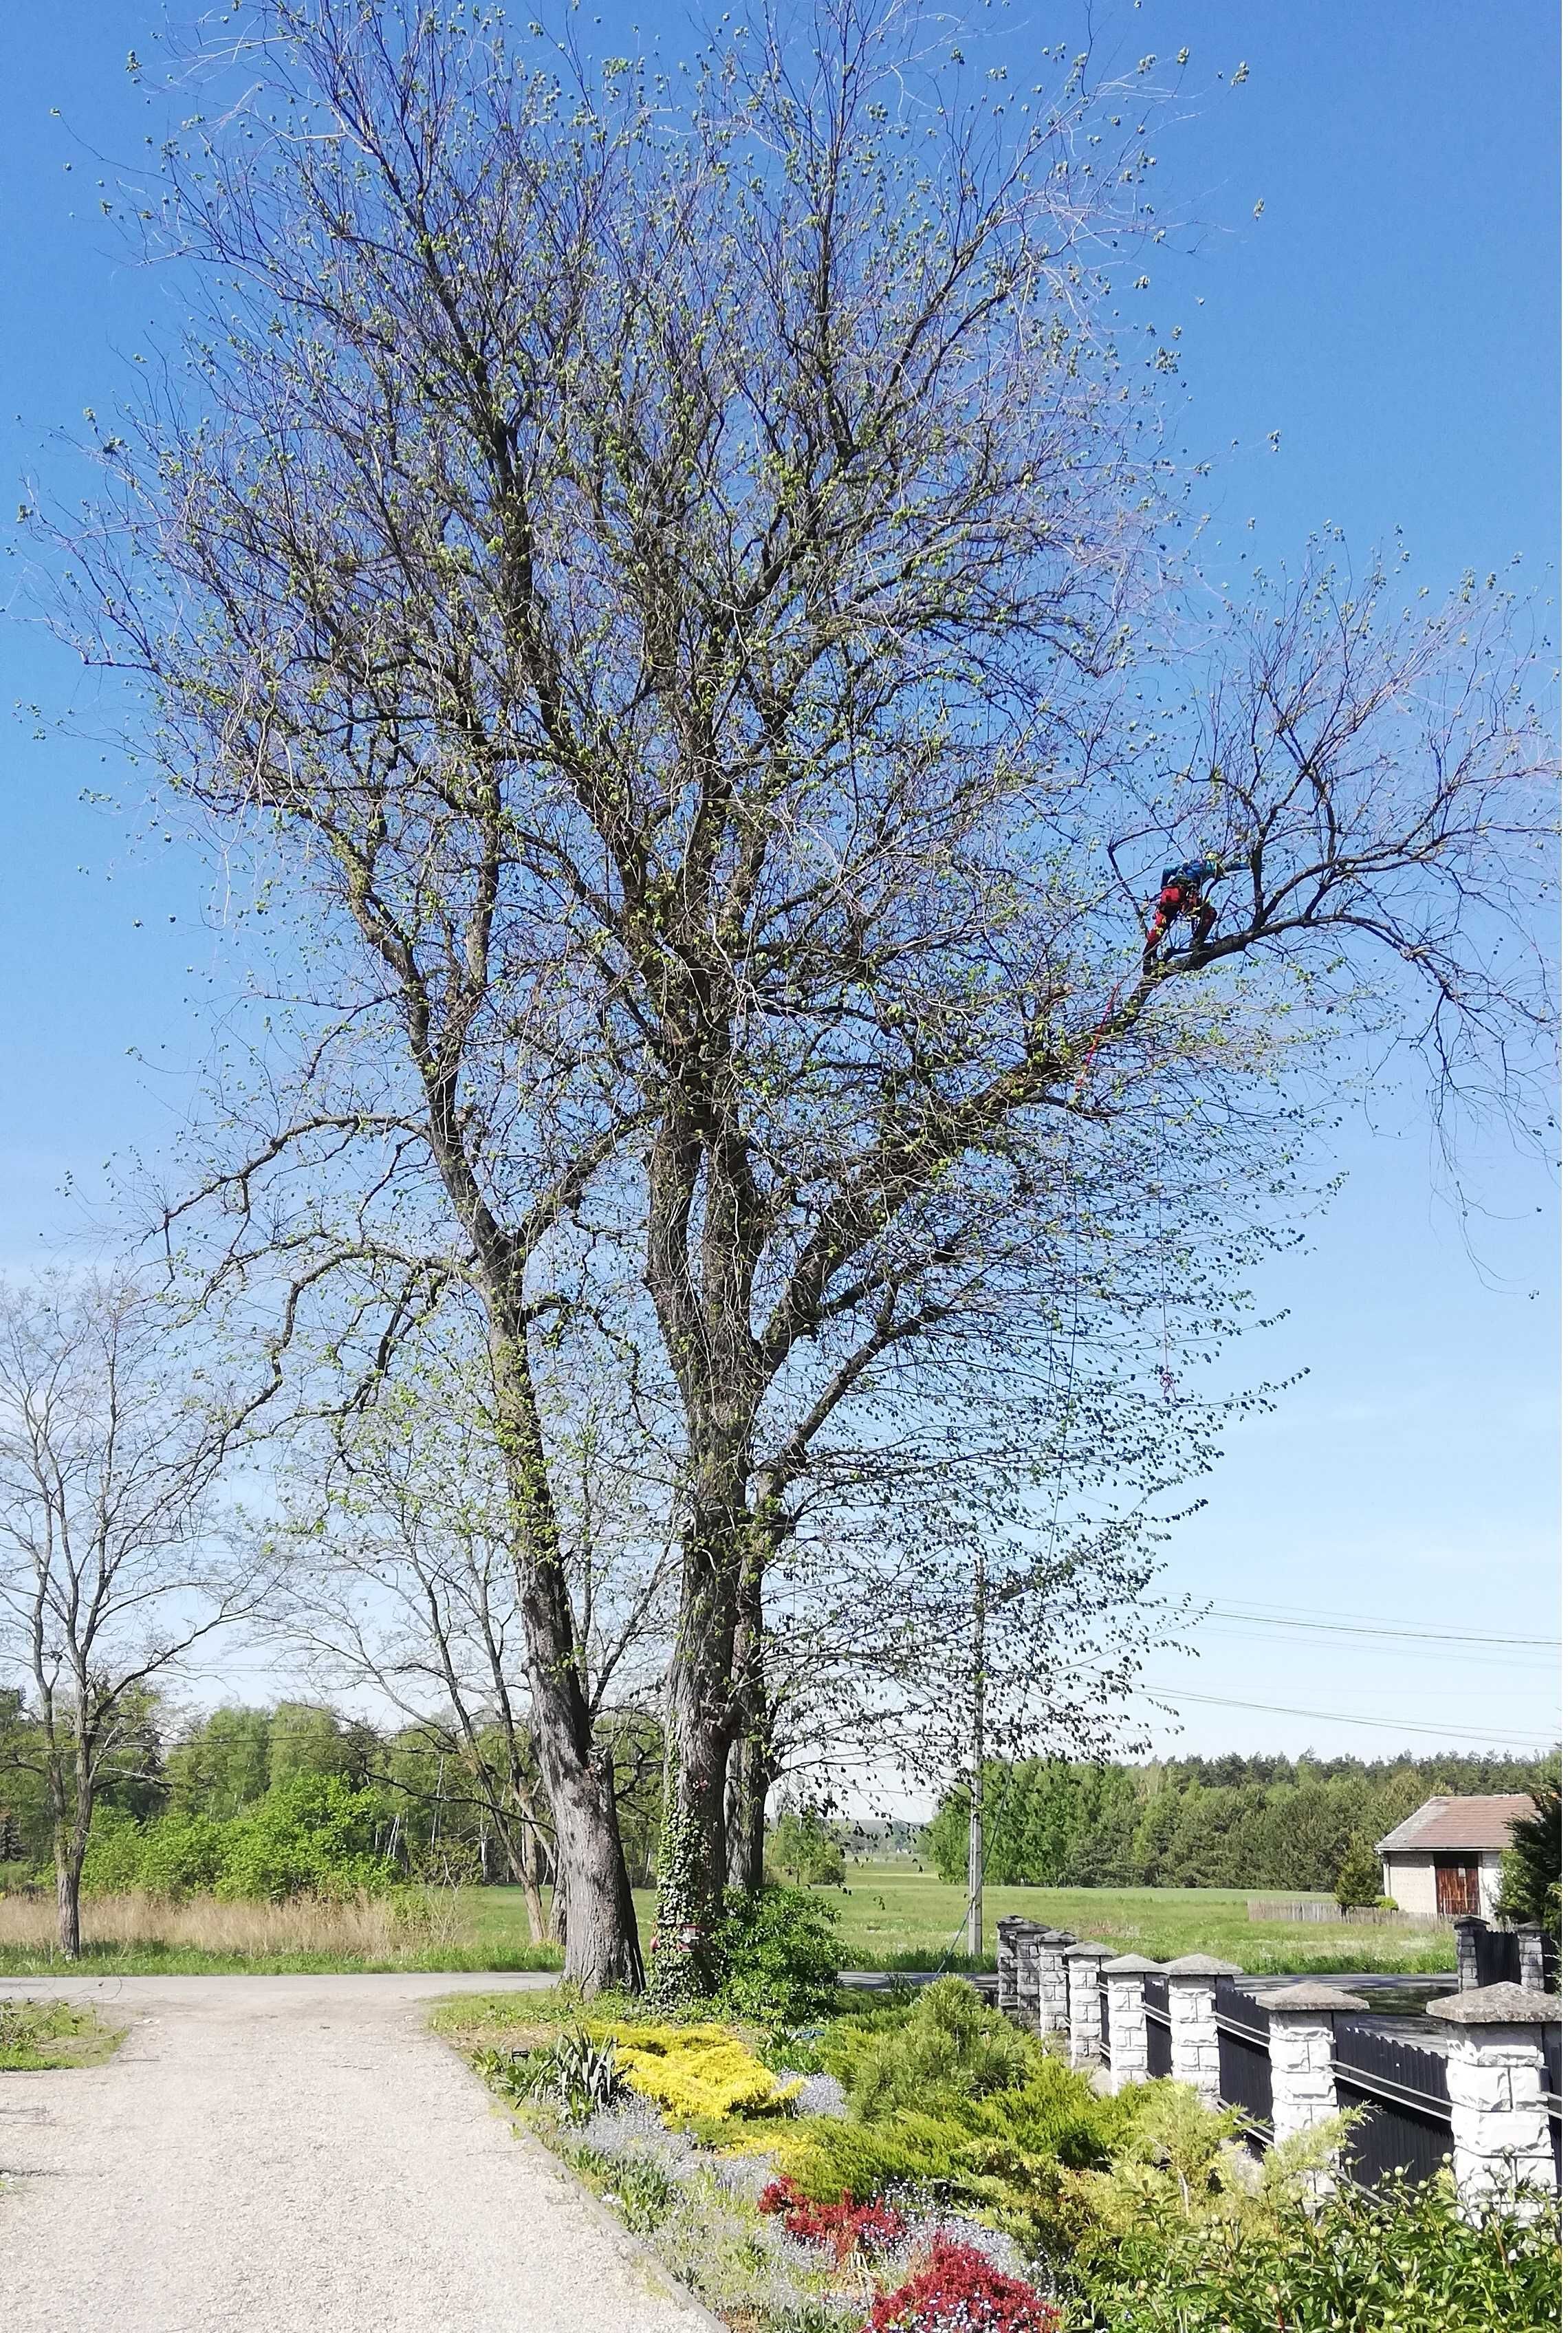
1069 975 1129 1103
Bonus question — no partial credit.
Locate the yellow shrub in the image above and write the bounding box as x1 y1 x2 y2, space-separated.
607 2022 800 2123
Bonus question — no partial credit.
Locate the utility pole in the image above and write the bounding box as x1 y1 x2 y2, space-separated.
966 1543 986 1959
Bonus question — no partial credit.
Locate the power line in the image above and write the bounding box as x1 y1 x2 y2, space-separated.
1136 1684 1560 1750
1194 1625 1559 1673
1199 1600 1558 1650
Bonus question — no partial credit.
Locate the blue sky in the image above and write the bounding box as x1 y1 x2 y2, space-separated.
0 3 1558 1764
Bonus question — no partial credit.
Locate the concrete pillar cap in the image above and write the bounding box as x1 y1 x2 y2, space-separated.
1164 1953 1243 1977
1063 1940 1115 1960
1428 1984 1562 2026
1261 1982 1370 2014
1102 1953 1165 1974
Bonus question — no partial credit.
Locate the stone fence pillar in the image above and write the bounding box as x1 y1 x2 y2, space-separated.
1515 1929 1547 1994
994 1917 1028 2015
1103 1955 1163 2090
1263 1982 1369 2147
1064 1941 1113 2070
1036 1931 1073 2040
1430 1983 1560 2219
1454 1916 1484 1991
1013 1923 1054 2026
1162 1954 1242 2108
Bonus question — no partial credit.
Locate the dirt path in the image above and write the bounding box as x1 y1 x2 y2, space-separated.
0 1974 719 2333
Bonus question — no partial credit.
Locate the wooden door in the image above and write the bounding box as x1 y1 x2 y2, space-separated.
1434 1856 1480 1916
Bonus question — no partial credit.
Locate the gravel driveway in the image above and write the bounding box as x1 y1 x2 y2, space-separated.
0 1973 721 2333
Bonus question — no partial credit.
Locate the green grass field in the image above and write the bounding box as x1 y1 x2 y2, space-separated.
0 1864 1456 1978
442 1865 1456 1978
822 1863 1456 1975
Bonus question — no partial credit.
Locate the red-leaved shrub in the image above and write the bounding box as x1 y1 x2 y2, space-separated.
758 2175 907 2262
867 2235 1057 2333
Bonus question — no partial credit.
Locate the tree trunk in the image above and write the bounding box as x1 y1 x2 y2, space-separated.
498 1756 552 1944
649 1508 742 2001
724 1554 772 1889
514 1812 549 1946
490 1320 642 1992
725 1728 770 1891
54 1816 86 1960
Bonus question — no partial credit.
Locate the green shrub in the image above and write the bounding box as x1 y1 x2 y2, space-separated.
837 1976 1037 2118
775 2103 993 2202
131 1814 232 1898
73 1776 400 1903
213 1775 397 1901
79 1804 228 1898
1055 2169 1559 2331
711 1885 841 2025
775 2040 1129 2240
1497 1780 1562 1939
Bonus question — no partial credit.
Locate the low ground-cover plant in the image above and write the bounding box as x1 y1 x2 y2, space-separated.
597 2149 681 2234
869 2234 1058 2333
759 2173 907 2262
615 2023 802 2123
0 1995 125 2070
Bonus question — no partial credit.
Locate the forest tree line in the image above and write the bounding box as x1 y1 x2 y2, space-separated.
922 1753 1560 1897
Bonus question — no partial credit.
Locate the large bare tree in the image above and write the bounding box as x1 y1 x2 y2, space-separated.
46 3 1554 1990
0 1273 265 1956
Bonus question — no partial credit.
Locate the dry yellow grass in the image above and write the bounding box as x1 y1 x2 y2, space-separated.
0 1887 464 1962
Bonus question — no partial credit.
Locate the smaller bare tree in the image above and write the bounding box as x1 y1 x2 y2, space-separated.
0 1272 265 1956
276 1316 676 1949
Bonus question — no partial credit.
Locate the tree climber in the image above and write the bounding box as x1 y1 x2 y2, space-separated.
1143 854 1225 972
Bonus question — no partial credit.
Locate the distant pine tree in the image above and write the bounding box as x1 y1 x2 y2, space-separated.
1334 1836 1384 1911
1498 1781 1562 1940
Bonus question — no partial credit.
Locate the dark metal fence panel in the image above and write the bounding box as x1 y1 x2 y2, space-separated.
1474 1927 1523 1988
1333 2021 1449 2104
1336 2086 1453 2188
1146 2015 1173 2076
1098 1974 1109 2063
1144 1973 1172 2079
1331 2017 1453 2191
1215 1982 1272 2130
1215 1979 1270 2039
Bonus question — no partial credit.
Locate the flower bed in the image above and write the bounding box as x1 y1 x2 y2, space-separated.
449 1977 1087 2328
445 1976 1559 2332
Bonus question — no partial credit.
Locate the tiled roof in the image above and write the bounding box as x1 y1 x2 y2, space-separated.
1375 1794 1536 1856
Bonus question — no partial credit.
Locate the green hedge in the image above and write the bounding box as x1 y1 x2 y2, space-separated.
78 1775 399 1901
